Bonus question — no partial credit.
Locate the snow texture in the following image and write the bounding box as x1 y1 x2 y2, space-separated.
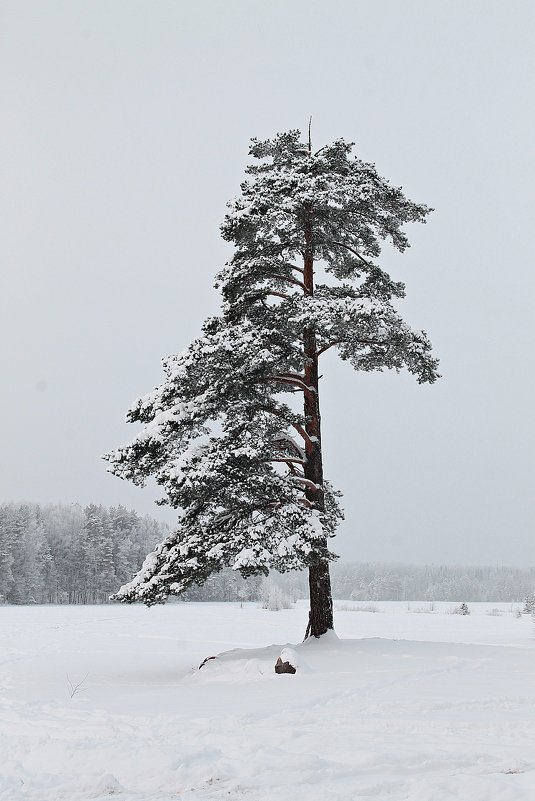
1 601 534 800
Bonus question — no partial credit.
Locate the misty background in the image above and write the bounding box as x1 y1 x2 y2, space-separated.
1 0 533 566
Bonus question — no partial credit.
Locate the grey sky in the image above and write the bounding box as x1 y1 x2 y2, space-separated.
1 0 533 566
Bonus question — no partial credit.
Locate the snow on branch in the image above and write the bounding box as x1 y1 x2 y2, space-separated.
291 476 322 491
267 374 316 393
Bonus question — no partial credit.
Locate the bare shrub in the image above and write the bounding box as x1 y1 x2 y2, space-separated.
66 673 88 698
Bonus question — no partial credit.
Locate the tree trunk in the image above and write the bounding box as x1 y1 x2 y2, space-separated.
308 557 333 637
302 216 334 638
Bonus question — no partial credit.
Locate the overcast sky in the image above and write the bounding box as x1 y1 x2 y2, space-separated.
1 0 533 566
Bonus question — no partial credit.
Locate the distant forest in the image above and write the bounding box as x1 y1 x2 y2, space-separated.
1 501 534 604
0 502 167 604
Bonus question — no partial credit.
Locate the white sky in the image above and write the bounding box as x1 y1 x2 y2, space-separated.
1 0 534 565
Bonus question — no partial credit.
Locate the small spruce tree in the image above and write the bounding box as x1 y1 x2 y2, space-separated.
523 594 535 614
104 130 439 637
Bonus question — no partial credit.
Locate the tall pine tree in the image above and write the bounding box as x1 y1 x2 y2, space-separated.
104 130 439 637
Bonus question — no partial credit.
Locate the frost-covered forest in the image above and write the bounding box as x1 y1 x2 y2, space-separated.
0 501 533 604
244 563 535 605
0 502 168 604
325 563 535 603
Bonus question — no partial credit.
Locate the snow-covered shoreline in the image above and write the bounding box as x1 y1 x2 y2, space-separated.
1 602 534 800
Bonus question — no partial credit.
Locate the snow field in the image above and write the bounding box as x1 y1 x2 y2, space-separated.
1 601 534 800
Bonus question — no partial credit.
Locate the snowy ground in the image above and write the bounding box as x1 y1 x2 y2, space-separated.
1 601 535 801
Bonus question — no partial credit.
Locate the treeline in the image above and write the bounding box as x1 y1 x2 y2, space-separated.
186 562 535 604
1 502 534 604
0 502 167 604
314 562 535 603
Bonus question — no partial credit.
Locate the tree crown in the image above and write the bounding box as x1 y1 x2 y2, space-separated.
104 130 438 605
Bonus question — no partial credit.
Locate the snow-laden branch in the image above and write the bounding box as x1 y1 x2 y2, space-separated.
317 338 396 357
271 431 306 460
267 375 316 393
291 476 322 491
290 421 314 448
254 403 315 451
266 291 292 301
266 457 306 466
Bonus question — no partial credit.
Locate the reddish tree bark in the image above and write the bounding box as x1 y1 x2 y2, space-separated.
302 215 334 638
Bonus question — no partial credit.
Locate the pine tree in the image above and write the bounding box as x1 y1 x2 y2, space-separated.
104 129 439 637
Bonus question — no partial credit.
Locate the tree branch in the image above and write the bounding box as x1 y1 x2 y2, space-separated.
290 421 314 448
265 457 306 466
264 272 306 291
277 371 306 382
297 497 315 508
288 263 305 276
316 340 344 357
271 432 305 460
317 338 397 357
326 240 374 269
285 460 302 476
255 404 315 450
266 375 316 393
291 476 321 491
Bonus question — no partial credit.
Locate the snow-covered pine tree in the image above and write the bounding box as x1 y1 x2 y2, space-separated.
104 130 439 637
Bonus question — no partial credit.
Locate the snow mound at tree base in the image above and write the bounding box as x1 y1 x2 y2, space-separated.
192 629 349 682
192 642 312 682
191 630 495 684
